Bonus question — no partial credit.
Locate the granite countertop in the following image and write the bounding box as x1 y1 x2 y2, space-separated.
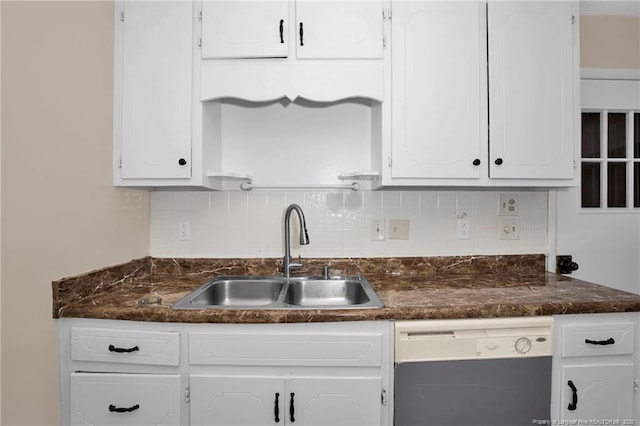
52 255 640 323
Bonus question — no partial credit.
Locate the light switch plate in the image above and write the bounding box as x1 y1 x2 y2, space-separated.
371 219 386 241
457 219 470 239
388 219 410 240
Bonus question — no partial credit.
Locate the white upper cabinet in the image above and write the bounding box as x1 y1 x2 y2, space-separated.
199 0 385 102
201 0 383 60
295 0 384 59
117 1 193 180
201 1 289 59
390 1 487 180
382 0 578 187
488 1 575 180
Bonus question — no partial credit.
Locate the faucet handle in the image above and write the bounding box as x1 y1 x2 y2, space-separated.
290 255 303 269
322 265 330 280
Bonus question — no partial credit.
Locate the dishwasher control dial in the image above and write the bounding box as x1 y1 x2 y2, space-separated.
515 337 532 354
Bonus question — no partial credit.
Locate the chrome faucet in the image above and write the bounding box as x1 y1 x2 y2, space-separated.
283 204 310 277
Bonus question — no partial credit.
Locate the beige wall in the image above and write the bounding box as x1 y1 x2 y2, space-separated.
1 2 149 425
581 15 640 69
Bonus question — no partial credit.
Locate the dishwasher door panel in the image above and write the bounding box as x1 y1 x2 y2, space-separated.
394 357 552 426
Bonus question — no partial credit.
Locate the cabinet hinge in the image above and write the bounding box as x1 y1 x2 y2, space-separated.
198 38 202 48
117 157 122 168
198 10 202 21
388 156 392 167
381 389 388 405
571 14 576 24
383 37 387 48
120 11 124 22
634 378 638 392
383 8 392 20
185 385 191 403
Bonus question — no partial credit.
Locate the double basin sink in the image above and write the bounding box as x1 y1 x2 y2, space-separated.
172 275 384 310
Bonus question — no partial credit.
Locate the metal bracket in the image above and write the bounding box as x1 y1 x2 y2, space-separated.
185 385 191 403
381 389 388 405
556 255 579 275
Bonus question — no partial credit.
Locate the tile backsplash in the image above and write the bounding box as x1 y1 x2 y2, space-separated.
150 190 548 258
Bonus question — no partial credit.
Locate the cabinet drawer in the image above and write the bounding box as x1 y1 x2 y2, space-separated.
70 373 180 426
562 322 635 358
71 327 180 366
189 330 383 366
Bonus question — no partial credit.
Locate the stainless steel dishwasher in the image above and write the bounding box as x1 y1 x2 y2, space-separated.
394 317 554 426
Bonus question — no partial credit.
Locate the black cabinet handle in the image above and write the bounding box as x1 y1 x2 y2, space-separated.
178 158 187 166
279 19 284 43
494 158 503 165
109 404 140 413
567 380 578 411
299 22 304 46
472 159 481 166
289 392 295 422
274 393 280 423
108 344 139 353
585 337 615 345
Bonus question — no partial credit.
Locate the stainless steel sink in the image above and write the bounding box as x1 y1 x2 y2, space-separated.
172 275 383 310
283 279 372 306
173 278 284 308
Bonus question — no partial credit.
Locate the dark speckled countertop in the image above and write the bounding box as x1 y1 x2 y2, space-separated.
52 255 640 323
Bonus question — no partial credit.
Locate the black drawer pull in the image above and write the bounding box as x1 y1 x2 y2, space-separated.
109 404 140 413
289 392 295 422
585 337 615 346
108 344 139 353
279 19 284 43
274 392 280 423
299 22 304 46
567 380 577 411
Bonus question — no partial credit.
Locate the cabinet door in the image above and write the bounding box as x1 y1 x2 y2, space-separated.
560 363 635 423
119 1 192 179
488 1 575 180
201 0 289 59
288 376 382 426
190 375 284 426
295 0 383 59
70 373 180 426
390 2 487 179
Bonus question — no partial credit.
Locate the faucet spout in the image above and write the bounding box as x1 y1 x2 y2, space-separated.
283 204 310 277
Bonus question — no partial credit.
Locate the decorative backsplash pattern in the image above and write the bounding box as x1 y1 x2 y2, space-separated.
150 190 548 258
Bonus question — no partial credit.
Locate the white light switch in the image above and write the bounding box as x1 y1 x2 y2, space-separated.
371 219 386 241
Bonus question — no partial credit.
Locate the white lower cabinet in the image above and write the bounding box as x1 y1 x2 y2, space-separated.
58 319 393 426
552 313 638 425
560 364 635 422
70 373 181 426
190 375 381 426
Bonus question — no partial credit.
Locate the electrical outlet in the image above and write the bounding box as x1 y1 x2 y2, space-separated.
371 219 386 241
178 220 191 241
457 219 470 239
388 219 410 240
500 218 520 240
499 194 519 216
